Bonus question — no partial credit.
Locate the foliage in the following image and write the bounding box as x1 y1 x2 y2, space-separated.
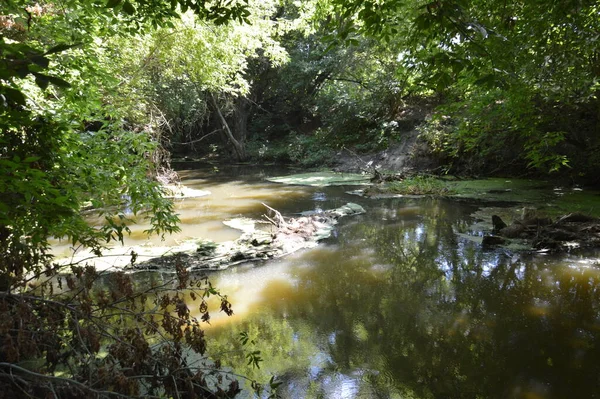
286 133 336 167
308 0 600 178
0 0 288 397
246 1 425 157
0 0 184 290
3 0 600 395
0 264 244 398
245 139 292 164
127 2 289 160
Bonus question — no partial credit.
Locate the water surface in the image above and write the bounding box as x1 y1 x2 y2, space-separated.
194 166 600 399
64 164 600 398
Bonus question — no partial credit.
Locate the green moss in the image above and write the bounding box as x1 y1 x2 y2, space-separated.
550 190 600 218
445 178 600 217
373 176 600 218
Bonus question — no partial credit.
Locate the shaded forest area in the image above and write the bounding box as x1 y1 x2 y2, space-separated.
165 0 600 183
1 0 600 397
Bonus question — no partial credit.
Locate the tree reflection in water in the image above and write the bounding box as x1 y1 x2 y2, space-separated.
206 197 600 399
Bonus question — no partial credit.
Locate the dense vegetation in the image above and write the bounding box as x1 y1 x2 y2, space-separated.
1 0 599 397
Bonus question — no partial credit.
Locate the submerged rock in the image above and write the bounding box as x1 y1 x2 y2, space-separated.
135 203 366 271
482 235 506 248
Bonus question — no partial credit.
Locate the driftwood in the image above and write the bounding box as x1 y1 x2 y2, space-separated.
262 203 286 228
135 203 366 271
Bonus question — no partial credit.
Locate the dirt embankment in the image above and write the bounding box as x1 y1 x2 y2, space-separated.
332 105 439 175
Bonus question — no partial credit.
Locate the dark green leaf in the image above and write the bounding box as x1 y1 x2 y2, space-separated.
474 73 497 88
106 0 122 8
1 87 26 106
35 76 49 90
15 66 29 79
31 55 50 68
122 1 135 14
46 76 72 88
45 43 79 55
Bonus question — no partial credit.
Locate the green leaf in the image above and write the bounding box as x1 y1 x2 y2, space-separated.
31 55 50 68
45 43 78 55
474 73 497 88
35 75 49 91
122 1 135 14
46 76 72 88
0 87 26 106
106 0 122 8
15 66 29 79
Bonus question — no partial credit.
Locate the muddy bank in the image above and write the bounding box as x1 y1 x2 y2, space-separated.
331 132 439 175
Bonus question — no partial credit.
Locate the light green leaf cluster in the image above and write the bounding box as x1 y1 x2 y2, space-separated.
124 0 289 98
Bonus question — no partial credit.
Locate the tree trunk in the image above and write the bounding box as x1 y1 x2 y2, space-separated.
209 93 246 161
233 96 250 149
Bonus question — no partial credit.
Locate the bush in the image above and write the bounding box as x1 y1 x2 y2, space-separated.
246 139 291 163
0 262 246 398
287 133 336 167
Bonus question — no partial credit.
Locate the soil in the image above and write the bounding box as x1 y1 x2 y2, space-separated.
331 130 439 175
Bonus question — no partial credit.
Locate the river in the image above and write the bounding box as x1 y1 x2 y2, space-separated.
59 164 600 398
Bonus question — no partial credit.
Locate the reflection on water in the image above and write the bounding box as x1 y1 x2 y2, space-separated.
169 166 600 399
59 164 600 398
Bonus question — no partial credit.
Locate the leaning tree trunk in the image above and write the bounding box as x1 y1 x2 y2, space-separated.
209 93 246 161
233 96 250 152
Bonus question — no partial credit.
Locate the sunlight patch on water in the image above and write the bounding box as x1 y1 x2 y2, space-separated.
194 256 305 327
527 299 552 317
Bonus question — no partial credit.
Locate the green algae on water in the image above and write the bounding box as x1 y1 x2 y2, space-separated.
267 171 371 186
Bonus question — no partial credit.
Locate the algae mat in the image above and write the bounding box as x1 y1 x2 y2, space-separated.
267 171 371 187
446 178 549 203
446 178 600 217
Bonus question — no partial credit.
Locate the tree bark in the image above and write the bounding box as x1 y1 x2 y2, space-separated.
209 93 246 161
233 96 250 147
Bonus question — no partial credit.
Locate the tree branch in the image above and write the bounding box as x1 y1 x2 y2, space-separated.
0 363 141 399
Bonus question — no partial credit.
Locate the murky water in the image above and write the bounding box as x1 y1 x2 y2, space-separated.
61 164 600 398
